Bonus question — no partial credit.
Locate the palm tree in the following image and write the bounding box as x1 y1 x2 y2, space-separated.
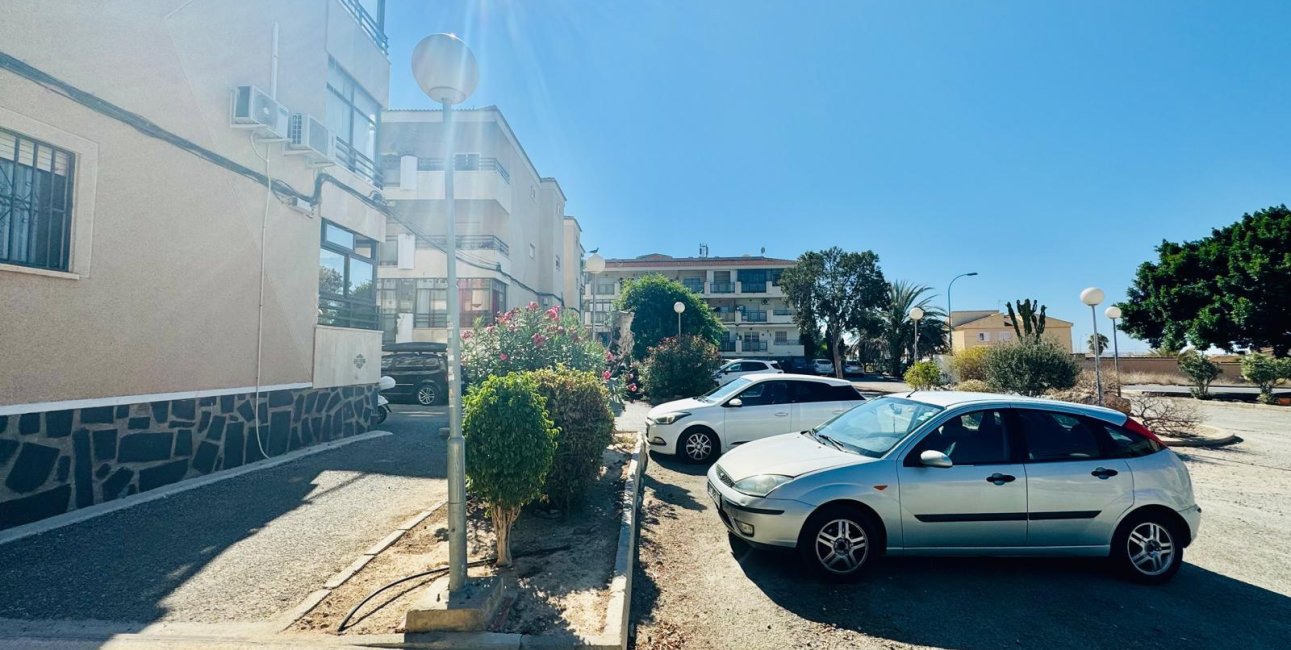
877 280 947 376
1088 333 1110 356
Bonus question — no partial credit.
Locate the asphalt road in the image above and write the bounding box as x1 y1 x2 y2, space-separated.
630 400 1291 650
0 405 447 626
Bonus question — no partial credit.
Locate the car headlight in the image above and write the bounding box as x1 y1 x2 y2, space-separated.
733 474 793 497
651 412 690 425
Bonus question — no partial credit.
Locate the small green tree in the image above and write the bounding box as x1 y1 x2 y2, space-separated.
463 374 557 566
640 336 723 402
529 369 615 510
951 346 991 382
1177 350 1221 399
615 275 724 360
1005 299 1048 342
780 247 888 377
1241 352 1286 404
984 340 1079 396
463 303 603 378
904 361 945 390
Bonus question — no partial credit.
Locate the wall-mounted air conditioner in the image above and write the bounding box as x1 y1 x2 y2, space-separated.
286 113 335 166
230 85 289 140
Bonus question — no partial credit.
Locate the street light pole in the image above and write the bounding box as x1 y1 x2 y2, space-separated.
909 307 925 366
946 272 978 354
1081 287 1105 407
674 301 686 338
1106 306 1122 396
412 33 478 592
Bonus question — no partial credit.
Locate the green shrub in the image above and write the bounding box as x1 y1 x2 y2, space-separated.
984 340 1079 397
1241 352 1287 404
463 303 604 378
529 369 615 510
641 336 722 402
955 379 992 392
463 373 557 566
904 360 945 390
951 346 991 382
1177 350 1221 399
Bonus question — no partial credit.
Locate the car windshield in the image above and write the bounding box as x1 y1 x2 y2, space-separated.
699 377 752 402
812 397 943 458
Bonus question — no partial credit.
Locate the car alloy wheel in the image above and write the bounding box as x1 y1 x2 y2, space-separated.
813 518 869 575
683 431 715 462
416 383 439 406
1126 521 1175 577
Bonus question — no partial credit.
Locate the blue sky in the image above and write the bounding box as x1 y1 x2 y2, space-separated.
384 0 1291 353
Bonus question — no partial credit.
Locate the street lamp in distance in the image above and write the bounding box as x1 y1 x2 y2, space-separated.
1106 305 1122 396
909 306 925 364
674 301 686 338
1080 287 1105 406
946 272 978 354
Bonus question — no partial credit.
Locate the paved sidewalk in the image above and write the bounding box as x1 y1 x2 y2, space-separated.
0 406 447 626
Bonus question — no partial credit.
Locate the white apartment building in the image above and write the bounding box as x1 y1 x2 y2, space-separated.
0 0 389 528
375 108 581 343
586 254 806 359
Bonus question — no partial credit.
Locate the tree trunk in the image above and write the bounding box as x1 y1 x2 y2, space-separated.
491 505 519 567
831 330 844 378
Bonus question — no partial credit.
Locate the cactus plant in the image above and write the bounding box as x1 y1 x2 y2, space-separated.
1005 299 1047 342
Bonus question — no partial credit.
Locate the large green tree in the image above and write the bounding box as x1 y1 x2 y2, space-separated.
1119 205 1291 355
878 280 947 376
615 274 724 359
779 247 887 377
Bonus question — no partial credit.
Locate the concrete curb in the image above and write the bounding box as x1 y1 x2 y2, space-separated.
1163 433 1242 448
0 429 395 546
589 434 648 650
272 501 446 633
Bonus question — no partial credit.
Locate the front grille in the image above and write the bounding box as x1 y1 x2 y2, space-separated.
716 466 734 488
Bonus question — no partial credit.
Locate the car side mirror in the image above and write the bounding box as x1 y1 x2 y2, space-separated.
726 398 743 408
920 450 953 468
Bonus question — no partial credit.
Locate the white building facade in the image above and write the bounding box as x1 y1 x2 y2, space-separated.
587 254 805 360
375 108 582 343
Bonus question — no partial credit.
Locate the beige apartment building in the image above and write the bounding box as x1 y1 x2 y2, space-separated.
0 0 390 529
376 107 582 343
950 310 1075 353
587 254 805 359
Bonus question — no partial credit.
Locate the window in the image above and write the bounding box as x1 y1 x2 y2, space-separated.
908 410 1010 466
1 128 75 272
378 278 448 328
735 380 788 406
379 238 398 266
458 278 507 327
789 380 863 403
1013 409 1103 461
775 331 788 344
319 221 378 329
977 332 990 342
738 361 768 372
1097 421 1165 458
327 58 381 185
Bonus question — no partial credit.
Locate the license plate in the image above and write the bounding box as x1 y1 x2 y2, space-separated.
707 481 721 505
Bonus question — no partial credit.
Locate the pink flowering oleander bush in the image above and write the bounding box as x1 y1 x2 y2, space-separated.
463 302 604 378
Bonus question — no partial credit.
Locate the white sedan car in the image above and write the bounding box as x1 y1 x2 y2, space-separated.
706 391 1201 584
647 374 866 463
713 359 783 386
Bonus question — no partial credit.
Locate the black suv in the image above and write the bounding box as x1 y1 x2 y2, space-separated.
380 342 448 406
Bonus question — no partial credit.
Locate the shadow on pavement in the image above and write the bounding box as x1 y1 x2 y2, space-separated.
734 546 1291 649
647 450 710 477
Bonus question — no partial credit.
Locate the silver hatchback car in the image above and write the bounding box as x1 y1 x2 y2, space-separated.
706 392 1201 583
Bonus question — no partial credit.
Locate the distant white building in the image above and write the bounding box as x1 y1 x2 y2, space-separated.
587 254 805 359
376 107 582 343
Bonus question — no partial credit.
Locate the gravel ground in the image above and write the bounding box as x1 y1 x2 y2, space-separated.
0 405 448 624
630 400 1291 650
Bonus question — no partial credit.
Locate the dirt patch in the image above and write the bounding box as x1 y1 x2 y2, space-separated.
287 447 631 641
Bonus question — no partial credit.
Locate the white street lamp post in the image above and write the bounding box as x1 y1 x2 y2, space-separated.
946 272 977 354
1106 305 1122 396
586 253 605 347
1081 287 1105 406
674 301 686 338
411 33 479 592
909 307 925 365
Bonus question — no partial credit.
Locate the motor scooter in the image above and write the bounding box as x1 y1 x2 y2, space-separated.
374 375 396 425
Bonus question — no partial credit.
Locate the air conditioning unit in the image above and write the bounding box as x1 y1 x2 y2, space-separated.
230 85 289 140
286 113 335 166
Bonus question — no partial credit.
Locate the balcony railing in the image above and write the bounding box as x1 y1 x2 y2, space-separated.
426 235 510 257
742 341 768 352
773 308 793 316
383 155 511 185
710 282 735 294
740 282 767 293
320 296 379 330
743 310 768 323
682 280 705 294
718 339 737 352
718 311 737 323
337 138 383 188
338 0 388 53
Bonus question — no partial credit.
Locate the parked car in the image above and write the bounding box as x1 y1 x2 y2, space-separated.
842 360 863 376
811 358 835 375
713 359 784 386
646 374 867 463
705 391 1200 584
380 342 448 406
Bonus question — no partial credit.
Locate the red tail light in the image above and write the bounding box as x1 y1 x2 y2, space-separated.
1124 417 1166 446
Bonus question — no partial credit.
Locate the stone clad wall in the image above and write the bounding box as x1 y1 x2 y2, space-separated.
0 385 376 530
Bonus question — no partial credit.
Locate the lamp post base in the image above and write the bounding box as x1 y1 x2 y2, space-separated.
404 575 506 632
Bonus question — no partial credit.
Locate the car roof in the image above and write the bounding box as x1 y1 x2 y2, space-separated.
743 372 853 386
889 390 1127 421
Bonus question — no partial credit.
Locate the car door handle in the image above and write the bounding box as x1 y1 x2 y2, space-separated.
986 473 1016 485
774 411 789 417
1091 467 1119 479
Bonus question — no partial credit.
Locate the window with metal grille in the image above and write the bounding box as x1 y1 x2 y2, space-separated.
327 58 382 186
319 221 379 330
0 128 75 272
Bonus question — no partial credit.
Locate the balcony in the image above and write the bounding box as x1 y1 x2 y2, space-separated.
718 339 737 353
736 281 783 297
337 0 388 53
380 155 512 217
426 235 510 257
741 341 769 352
709 282 735 294
682 279 705 294
718 311 737 323
742 310 768 323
